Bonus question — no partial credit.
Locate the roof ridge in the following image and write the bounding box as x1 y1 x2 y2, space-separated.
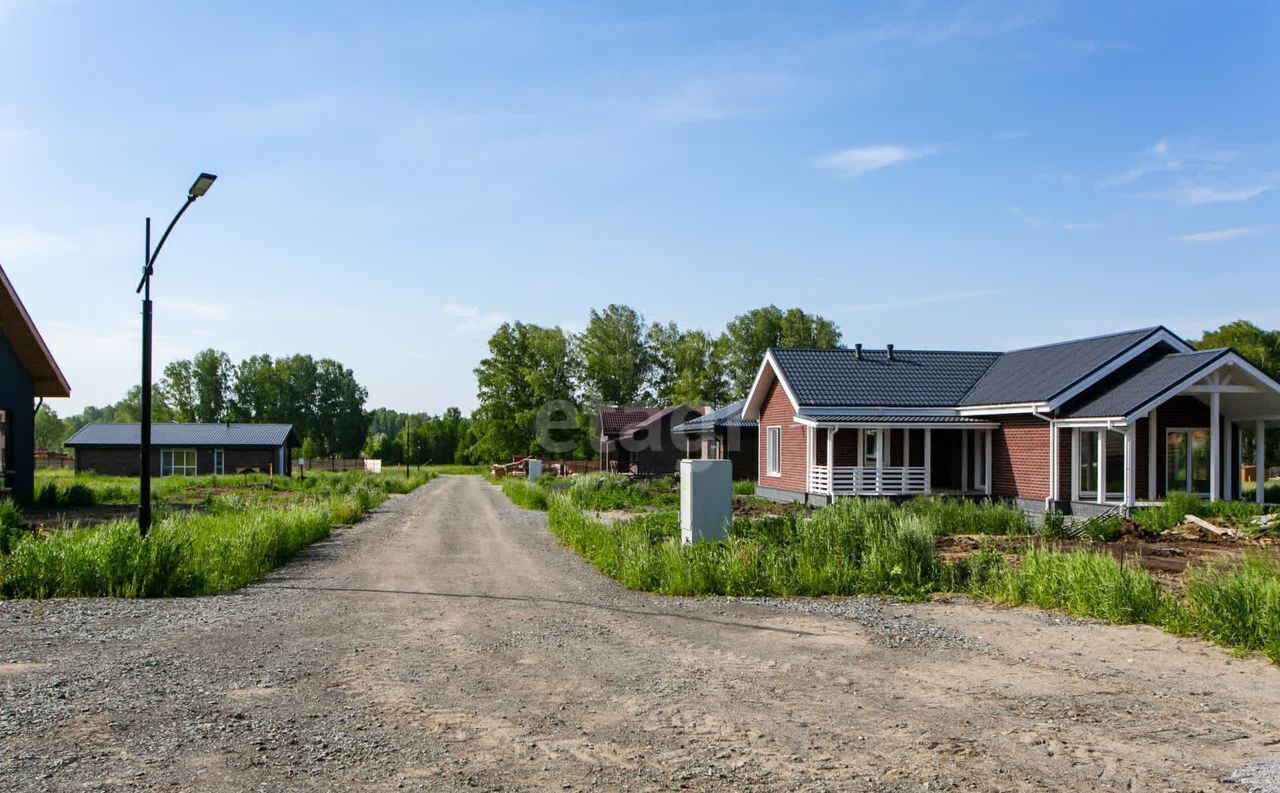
771 346 1002 355
1001 326 1165 355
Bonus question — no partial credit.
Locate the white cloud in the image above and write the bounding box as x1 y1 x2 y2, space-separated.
1149 139 1169 156
1174 225 1270 243
1154 183 1273 206
0 224 77 260
815 145 938 177
1061 221 1103 232
845 289 1001 312
442 303 508 337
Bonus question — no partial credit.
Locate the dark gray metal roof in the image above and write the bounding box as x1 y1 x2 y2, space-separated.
959 327 1171 406
672 399 757 434
771 348 1001 408
1059 350 1229 418
65 423 299 448
803 415 996 425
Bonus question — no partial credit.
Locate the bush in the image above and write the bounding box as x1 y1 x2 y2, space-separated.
1081 516 1123 543
1038 510 1069 539
732 480 756 496
0 500 22 555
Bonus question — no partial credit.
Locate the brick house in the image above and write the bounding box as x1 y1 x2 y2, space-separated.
742 327 1280 514
65 423 300 477
597 405 701 476
0 266 70 504
672 399 759 481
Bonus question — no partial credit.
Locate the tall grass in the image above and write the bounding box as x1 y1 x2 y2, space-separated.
901 495 1030 535
0 471 434 599
502 479 549 511
564 473 676 510
1181 553 1280 663
1132 491 1270 534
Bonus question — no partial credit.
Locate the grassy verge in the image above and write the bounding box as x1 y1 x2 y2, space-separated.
528 491 1280 664
1131 491 1273 534
0 470 434 599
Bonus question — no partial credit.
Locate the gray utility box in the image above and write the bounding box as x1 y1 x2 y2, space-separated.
527 459 542 482
680 459 732 545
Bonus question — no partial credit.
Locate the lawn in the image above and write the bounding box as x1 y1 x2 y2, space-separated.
2 469 435 599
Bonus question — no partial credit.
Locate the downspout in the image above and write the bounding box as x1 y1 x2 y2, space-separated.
1030 407 1056 512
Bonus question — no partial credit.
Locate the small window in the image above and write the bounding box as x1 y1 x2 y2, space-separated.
766 426 781 476
863 429 880 468
212 449 225 475
160 449 197 477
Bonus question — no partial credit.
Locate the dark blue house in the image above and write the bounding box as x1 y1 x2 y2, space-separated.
0 266 70 504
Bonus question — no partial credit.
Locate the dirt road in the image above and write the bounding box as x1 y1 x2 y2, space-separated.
3 476 1279 792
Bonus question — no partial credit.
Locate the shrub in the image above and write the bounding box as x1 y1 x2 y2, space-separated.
35 482 60 508
1081 516 1123 543
1038 510 1069 539
62 484 96 507
732 480 756 496
0 500 22 555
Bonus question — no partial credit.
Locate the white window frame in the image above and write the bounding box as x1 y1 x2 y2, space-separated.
972 431 988 490
1166 427 1211 497
766 426 782 477
862 429 880 468
212 449 225 475
160 448 198 478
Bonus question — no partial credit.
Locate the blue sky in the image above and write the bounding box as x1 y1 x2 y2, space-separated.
1 1 1277 415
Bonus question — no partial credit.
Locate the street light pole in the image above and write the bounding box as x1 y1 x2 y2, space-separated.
136 173 217 535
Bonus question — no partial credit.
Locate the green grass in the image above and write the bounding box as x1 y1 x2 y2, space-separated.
502 479 549 511
420 464 488 476
32 469 429 507
562 473 676 511
0 470 434 599
901 495 1030 535
732 480 756 496
533 490 1280 665
1132 491 1271 534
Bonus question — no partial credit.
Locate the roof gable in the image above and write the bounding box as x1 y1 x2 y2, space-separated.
65 423 298 448
0 265 69 397
597 407 662 436
673 399 757 434
960 327 1189 408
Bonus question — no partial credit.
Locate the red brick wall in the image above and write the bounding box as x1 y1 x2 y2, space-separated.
758 379 807 492
992 415 1050 500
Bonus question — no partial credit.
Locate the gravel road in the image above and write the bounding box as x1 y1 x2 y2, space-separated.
3 475 1280 792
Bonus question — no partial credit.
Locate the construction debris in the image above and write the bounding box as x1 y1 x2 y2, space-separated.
1184 514 1237 538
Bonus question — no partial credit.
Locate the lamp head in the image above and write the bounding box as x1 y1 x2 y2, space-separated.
188 173 217 199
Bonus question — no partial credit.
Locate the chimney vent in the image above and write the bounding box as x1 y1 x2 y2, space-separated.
854 343 863 360
886 344 895 361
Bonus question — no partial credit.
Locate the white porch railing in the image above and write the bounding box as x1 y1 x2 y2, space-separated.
807 465 930 496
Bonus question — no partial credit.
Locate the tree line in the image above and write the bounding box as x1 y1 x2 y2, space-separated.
469 304 843 462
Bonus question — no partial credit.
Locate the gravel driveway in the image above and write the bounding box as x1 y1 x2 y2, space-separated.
3 475 1280 792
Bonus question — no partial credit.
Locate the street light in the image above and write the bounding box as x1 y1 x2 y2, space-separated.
135 172 217 535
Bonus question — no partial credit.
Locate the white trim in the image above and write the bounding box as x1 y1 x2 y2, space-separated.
1053 417 1129 429
794 415 1000 430
1047 420 1058 506
1165 426 1212 497
805 425 815 493
961 431 969 490
743 351 800 421
1210 392 1221 501
983 428 993 496
1096 428 1106 505
1124 423 1137 507
1070 428 1081 502
1124 352 1280 423
1257 420 1267 505
213 448 225 476
1185 384 1263 394
956 402 1050 416
159 448 198 478
801 405 959 417
1048 328 1194 410
904 428 911 468
924 429 932 494
827 428 837 497
766 425 782 477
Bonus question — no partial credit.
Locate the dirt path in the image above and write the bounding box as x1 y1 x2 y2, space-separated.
3 476 1280 792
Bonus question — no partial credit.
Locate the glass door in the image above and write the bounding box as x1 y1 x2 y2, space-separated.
1079 430 1100 498
1166 429 1211 496
1105 431 1126 499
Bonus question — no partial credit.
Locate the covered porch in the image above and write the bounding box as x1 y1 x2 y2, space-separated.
798 417 1000 499
1053 355 1280 509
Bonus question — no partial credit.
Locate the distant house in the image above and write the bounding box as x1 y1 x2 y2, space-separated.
0 266 70 504
743 327 1280 514
65 423 300 477
672 399 758 481
597 405 701 476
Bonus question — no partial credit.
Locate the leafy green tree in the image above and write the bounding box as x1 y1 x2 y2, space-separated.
471 321 582 462
647 322 729 406
192 349 235 422
311 359 369 456
160 360 197 422
229 354 279 422
34 404 67 451
577 304 652 404
112 385 175 423
721 305 842 395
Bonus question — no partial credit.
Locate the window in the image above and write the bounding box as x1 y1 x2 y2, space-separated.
212 449 225 475
1079 430 1100 496
1167 429 1210 495
863 429 880 468
766 426 781 476
706 438 721 460
160 449 197 477
972 431 988 489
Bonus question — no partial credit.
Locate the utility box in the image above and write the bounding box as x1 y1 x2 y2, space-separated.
680 459 732 545
527 459 542 482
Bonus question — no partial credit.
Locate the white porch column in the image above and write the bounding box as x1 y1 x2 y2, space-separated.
875 428 885 495
1071 428 1081 502
1210 392 1221 502
961 431 969 492
924 429 933 494
827 428 836 498
1048 421 1057 506
805 426 815 493
984 429 993 496
1148 408 1158 501
1123 423 1137 508
1096 429 1106 505
904 428 911 468
1258 421 1267 505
